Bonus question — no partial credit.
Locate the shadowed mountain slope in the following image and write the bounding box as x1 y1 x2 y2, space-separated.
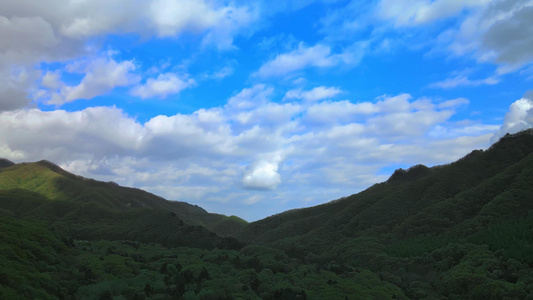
238 129 533 256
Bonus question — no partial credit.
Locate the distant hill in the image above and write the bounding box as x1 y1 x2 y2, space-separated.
0 159 246 247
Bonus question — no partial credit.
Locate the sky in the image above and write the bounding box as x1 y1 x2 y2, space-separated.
0 0 532 221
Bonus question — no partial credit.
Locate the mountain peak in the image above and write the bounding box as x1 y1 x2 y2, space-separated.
36 160 65 172
387 164 431 183
0 158 15 168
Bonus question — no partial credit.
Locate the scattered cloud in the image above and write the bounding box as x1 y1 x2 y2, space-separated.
482 2 533 72
443 0 533 72
44 56 139 105
378 0 489 27
284 86 342 102
430 75 499 89
0 87 504 219
255 42 366 78
376 0 533 74
149 0 256 49
242 153 283 190
0 0 258 111
131 73 196 99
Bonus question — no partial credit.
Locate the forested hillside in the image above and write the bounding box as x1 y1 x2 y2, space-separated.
1 129 532 299
238 129 533 298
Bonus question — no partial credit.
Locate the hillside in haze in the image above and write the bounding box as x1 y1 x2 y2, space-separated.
1 129 532 299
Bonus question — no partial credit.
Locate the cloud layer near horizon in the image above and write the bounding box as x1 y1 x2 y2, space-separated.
2 84 526 220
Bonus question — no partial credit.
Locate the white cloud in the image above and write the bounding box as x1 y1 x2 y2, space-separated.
443 0 533 71
437 98 470 109
226 84 274 111
45 56 139 105
256 44 333 77
131 73 196 99
0 0 257 111
378 0 490 27
377 0 533 73
149 0 245 36
0 88 508 220
255 42 364 78
430 75 499 89
284 86 342 102
492 96 533 141
242 153 283 190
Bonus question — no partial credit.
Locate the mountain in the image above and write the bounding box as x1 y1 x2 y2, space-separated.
235 129 533 298
0 158 14 168
239 129 533 246
0 159 246 238
1 129 532 299
0 160 246 252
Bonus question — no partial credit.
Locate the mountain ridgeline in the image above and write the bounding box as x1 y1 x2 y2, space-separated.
1 129 532 299
0 159 247 245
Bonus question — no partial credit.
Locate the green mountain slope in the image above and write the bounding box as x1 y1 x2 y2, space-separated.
0 163 406 299
239 130 533 246
236 129 533 298
0 160 246 237
1 129 532 299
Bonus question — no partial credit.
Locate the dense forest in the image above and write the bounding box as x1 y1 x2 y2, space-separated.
1 129 532 299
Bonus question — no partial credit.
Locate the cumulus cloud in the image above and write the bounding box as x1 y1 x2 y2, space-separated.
0 0 257 111
492 94 533 141
44 56 139 105
0 87 508 219
242 154 283 190
131 73 196 99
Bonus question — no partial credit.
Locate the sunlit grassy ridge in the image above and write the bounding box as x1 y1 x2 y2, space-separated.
0 160 247 237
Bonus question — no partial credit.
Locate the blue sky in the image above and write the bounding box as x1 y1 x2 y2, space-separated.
0 0 532 221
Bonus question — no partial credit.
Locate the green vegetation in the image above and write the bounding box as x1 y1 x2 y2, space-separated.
1 129 532 298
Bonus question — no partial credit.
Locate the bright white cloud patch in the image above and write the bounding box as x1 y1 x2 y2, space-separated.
149 0 254 49
131 73 196 99
493 96 533 141
242 154 283 190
